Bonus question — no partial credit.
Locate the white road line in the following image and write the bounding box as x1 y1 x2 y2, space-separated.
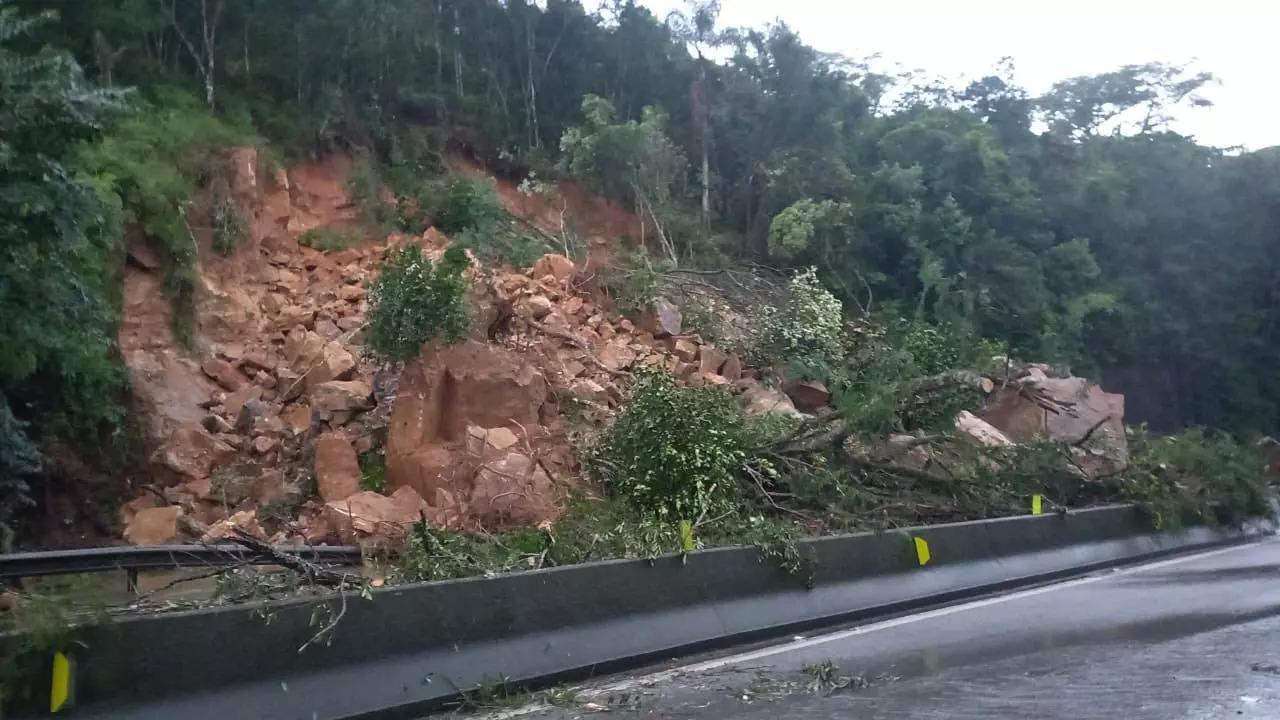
667 538 1270 676
482 537 1273 718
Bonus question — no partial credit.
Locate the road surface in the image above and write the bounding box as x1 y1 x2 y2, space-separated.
472 537 1280 719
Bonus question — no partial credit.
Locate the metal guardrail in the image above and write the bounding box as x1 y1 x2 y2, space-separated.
0 544 362 581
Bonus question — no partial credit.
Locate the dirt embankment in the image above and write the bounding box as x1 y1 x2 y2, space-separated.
113 149 764 550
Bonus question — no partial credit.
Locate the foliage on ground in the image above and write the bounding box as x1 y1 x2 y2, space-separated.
365 243 471 362
1118 426 1271 526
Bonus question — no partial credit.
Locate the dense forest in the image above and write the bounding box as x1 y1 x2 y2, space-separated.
2 0 1277 513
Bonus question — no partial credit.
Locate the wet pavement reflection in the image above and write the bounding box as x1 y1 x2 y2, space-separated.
474 538 1280 719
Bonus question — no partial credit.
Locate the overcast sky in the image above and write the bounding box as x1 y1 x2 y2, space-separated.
636 0 1279 150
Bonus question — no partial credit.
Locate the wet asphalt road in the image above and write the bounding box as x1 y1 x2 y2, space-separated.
480 537 1280 720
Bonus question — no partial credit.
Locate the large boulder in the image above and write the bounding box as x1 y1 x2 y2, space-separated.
386 341 548 496
124 506 183 546
639 297 682 338
303 341 357 391
149 425 236 484
782 380 831 414
315 432 362 502
311 380 374 414
738 380 804 419
980 374 1127 478
531 254 575 283
325 489 418 540
1262 437 1280 481
469 452 556 527
955 410 1014 447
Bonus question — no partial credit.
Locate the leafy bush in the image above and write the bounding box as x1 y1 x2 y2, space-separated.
457 229 552 269
1120 426 1271 524
366 244 471 362
1 7 129 530
588 371 746 520
767 198 853 261
395 176 507 237
760 268 845 364
346 155 396 228
299 226 362 253
884 318 1005 377
358 450 387 493
78 86 254 269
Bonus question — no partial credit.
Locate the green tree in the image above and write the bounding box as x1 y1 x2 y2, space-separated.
0 3 127 527
560 94 690 263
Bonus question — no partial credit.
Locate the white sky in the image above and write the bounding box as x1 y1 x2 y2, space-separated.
637 0 1280 150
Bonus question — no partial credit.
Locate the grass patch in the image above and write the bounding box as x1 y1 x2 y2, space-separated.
77 85 258 338
299 226 363 253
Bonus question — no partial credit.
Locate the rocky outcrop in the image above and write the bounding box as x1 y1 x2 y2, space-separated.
324 486 430 542
149 425 236 485
385 340 553 523
782 380 831 414
979 365 1127 478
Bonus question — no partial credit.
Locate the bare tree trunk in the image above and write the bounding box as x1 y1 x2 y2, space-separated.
295 27 303 104
453 5 464 98
698 65 711 226
526 14 539 150
434 0 444 93
158 0 224 107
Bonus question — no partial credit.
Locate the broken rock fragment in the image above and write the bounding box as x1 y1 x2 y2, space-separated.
314 432 362 503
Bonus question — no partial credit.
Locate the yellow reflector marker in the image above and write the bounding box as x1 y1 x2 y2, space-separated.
678 520 694 552
914 536 931 566
50 652 72 713
1032 494 1043 515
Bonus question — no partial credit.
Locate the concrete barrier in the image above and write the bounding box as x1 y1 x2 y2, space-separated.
11 505 1269 719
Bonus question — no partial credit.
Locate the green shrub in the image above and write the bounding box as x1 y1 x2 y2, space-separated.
346 155 396 228
457 228 552 268
396 176 506 236
299 226 362 253
366 244 471 362
760 267 845 364
588 371 746 520
885 318 1003 376
359 450 387 492
77 86 254 267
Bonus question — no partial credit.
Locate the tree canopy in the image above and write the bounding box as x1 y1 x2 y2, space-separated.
8 0 1279 441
